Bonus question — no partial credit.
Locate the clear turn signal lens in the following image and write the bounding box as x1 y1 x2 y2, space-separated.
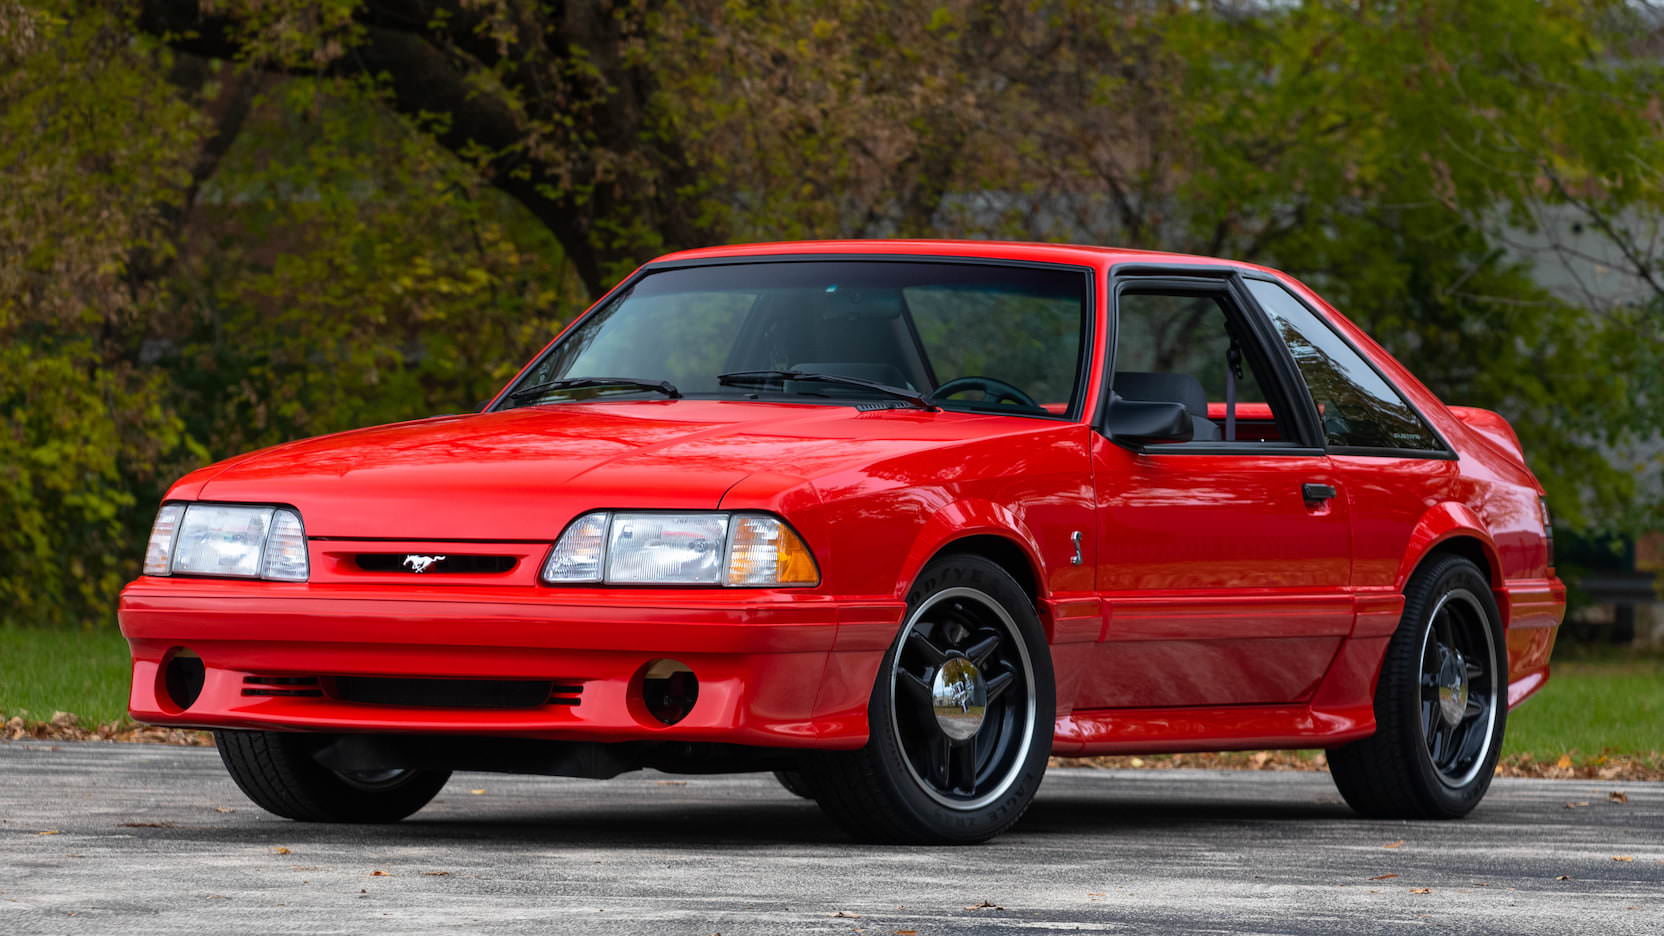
260 509 309 581
143 504 185 576
542 511 610 583
725 515 820 587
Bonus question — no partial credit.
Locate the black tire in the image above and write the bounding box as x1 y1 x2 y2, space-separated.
1329 555 1507 819
773 769 815 799
215 730 450 823
802 553 1055 845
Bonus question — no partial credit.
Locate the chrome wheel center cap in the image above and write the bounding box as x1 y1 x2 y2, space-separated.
931 656 988 741
1437 651 1468 727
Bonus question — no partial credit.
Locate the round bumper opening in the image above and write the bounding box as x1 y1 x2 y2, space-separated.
160 648 205 712
638 659 698 726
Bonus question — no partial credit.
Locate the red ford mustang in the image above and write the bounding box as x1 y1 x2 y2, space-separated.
120 240 1563 843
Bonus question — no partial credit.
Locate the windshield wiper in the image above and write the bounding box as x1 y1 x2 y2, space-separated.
717 370 937 411
508 376 681 402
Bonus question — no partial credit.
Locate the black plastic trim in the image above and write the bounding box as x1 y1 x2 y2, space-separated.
1328 446 1459 461
1130 443 1327 457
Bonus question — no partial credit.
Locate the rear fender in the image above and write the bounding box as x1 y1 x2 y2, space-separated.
1395 502 1503 594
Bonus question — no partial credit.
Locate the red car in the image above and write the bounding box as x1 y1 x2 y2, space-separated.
120 240 1563 844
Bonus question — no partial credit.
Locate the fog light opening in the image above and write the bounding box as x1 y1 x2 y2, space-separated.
641 659 698 726
163 649 205 711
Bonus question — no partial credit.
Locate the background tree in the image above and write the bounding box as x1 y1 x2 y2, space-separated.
2 0 1660 628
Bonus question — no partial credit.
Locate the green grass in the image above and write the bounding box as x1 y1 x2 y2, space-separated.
1501 660 1664 759
0 626 134 726
1 627 1660 759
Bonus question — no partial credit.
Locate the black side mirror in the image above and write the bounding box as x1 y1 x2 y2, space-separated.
1104 396 1192 444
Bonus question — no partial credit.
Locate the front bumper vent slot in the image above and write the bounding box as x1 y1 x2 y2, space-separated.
330 676 576 710
242 675 323 698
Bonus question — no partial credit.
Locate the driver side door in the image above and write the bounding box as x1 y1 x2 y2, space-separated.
1082 274 1354 708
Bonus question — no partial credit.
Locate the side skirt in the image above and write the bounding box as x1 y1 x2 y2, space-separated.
1052 703 1376 757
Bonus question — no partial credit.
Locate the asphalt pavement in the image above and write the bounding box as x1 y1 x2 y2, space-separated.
1 741 1659 935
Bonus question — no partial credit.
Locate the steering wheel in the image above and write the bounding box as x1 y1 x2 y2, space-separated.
931 376 1042 410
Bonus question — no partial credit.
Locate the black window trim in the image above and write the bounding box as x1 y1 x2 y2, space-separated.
489 253 1099 423
1236 270 1457 461
1100 266 1327 457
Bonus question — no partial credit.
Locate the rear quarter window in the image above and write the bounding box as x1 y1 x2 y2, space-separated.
1246 279 1443 453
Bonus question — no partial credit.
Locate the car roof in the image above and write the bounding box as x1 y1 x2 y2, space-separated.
648 239 1287 277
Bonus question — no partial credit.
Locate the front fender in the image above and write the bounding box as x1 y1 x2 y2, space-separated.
894 499 1049 604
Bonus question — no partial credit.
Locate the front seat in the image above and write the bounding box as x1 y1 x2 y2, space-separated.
1112 371 1220 441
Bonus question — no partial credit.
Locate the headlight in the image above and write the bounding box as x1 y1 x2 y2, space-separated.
542 511 819 587
143 503 309 581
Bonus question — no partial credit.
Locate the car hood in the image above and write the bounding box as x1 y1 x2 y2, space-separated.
191 400 1030 539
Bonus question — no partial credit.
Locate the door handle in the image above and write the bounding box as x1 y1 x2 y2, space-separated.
1302 482 1337 503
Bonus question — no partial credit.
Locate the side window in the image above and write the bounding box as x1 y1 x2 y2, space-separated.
1114 290 1288 444
1246 279 1441 452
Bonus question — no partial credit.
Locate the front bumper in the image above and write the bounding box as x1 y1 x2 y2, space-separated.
118 579 903 749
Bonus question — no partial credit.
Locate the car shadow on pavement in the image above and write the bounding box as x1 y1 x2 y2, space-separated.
114 786 1361 851
1019 793 1355 837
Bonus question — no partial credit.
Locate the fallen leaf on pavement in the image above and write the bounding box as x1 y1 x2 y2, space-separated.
36 830 60 836
1556 875 1572 881
1608 791 1629 804
1563 802 1590 809
468 789 486 795
423 871 450 876
273 847 291 855
832 911 860 919
966 900 1004 910
213 807 235 814
656 780 688 786
371 870 390 876
1383 840 1404 849
1087 892 1106 897
895 931 917 935
1611 856 1635 862
1409 888 1432 895
1369 874 1399 881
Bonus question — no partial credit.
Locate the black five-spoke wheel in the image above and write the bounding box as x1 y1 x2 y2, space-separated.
1417 588 1498 787
1329 554 1507 819
891 586 1034 809
804 554 1054 843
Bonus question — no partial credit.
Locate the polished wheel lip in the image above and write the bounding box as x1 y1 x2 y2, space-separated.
1418 588 1498 788
890 585 1036 811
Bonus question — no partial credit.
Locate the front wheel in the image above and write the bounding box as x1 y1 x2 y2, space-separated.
804 554 1055 844
1328 554 1507 818
215 730 450 823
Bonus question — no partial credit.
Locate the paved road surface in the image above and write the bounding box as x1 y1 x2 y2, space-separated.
1 741 1659 934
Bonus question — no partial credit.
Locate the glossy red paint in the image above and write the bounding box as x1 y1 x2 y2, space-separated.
119 239 1563 758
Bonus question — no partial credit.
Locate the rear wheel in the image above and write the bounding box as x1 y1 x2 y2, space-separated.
215 730 450 823
1329 555 1506 818
804 554 1054 844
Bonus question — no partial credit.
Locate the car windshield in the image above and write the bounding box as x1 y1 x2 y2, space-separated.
499 260 1090 418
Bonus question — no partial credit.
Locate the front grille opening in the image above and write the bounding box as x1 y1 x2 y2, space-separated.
353 554 517 575
330 676 578 709
547 683 583 706
242 675 323 698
